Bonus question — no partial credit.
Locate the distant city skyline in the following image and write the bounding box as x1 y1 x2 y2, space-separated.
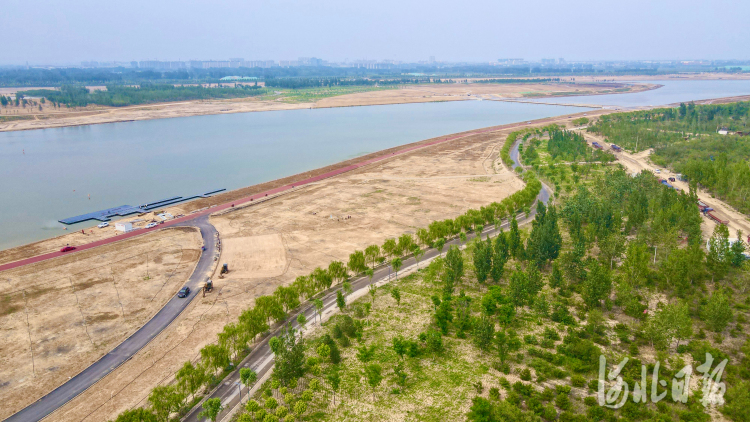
2 0 749 66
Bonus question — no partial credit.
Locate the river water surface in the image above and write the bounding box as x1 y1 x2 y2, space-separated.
2 79 750 250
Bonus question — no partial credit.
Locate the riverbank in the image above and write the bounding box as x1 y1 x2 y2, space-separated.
0 108 610 421
0 82 652 132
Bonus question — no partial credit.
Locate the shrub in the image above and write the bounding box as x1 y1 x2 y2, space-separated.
524 335 538 345
489 387 501 400
540 338 555 349
265 397 278 410
544 327 561 341
570 375 586 388
555 384 571 395
332 324 343 339
520 368 532 381
555 393 572 411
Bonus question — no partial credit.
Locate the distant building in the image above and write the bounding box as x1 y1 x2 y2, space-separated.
718 127 729 135
428 56 436 64
497 58 525 65
541 58 555 65
220 76 258 81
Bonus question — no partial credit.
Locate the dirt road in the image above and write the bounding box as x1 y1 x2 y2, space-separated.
580 131 750 238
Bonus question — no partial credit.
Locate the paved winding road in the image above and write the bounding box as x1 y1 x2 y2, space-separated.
182 136 551 422
4 123 547 422
5 216 219 422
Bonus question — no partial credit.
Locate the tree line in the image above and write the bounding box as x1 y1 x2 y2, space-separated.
108 165 544 422
17 83 265 107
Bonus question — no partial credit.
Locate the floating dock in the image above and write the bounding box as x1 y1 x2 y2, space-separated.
58 189 226 225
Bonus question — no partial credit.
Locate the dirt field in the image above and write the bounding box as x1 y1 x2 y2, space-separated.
29 112 607 422
0 227 202 420
0 82 648 132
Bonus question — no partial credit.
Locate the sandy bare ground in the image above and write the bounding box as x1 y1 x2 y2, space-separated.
581 131 750 239
25 113 611 422
0 82 646 133
0 227 202 420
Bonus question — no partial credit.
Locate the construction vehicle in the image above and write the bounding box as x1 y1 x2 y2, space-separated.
201 279 214 297
219 263 229 278
707 211 729 225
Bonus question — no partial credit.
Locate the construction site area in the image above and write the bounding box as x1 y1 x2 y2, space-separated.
0 228 202 419
0 111 604 422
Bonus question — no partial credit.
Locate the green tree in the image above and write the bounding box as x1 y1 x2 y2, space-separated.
392 335 407 359
240 367 258 387
296 313 307 329
416 227 432 248
495 331 509 363
473 316 495 352
508 216 523 260
702 290 733 332
382 238 397 259
200 344 230 374
397 234 414 256
391 287 401 306
364 364 383 401
411 243 425 268
621 242 649 288
391 257 403 280
270 326 305 386
435 238 447 257
445 245 464 288
425 329 443 360
707 224 731 282
313 298 324 323
582 261 612 309
368 282 377 304
336 290 346 311
199 398 223 422
365 245 381 269
176 361 206 403
148 385 182 422
328 261 348 285
730 230 746 268
347 250 367 274
473 236 493 285
112 408 157 422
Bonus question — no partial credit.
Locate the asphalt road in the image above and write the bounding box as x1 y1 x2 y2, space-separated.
184 139 550 422
5 216 219 422
5 125 544 422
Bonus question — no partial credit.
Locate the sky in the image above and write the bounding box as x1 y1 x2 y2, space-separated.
3 0 749 65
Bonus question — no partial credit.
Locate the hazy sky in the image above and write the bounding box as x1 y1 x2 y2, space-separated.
4 0 749 65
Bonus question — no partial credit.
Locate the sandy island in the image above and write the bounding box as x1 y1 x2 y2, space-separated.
0 81 656 132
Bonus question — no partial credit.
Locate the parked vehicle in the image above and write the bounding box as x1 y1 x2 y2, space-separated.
668 177 676 182
177 286 191 298
591 142 603 150
97 222 109 228
60 246 76 252
145 222 158 229
707 211 729 225
610 144 622 152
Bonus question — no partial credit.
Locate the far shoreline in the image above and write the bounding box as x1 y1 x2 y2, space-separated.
0 80 657 133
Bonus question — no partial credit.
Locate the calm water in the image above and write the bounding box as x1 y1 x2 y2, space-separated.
2 79 749 251
0 100 589 250
531 79 750 108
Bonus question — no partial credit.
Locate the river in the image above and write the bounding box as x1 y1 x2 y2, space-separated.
2 79 750 250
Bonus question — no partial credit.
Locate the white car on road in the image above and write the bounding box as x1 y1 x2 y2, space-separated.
145 222 158 229
97 222 109 228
